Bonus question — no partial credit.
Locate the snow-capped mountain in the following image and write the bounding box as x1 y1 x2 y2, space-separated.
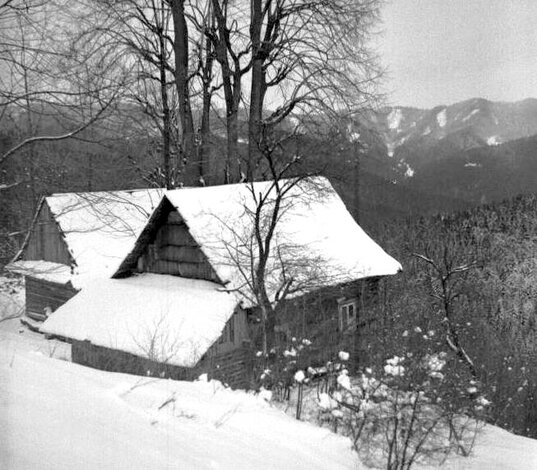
341 97 537 216
372 98 537 162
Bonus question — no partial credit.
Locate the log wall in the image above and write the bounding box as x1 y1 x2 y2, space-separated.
72 340 253 389
138 210 219 282
277 277 382 371
23 202 72 265
25 276 78 320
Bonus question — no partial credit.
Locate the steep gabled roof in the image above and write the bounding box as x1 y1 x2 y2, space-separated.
11 188 163 288
116 177 401 305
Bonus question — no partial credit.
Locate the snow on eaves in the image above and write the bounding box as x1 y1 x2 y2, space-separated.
41 273 238 367
159 177 401 306
5 260 72 284
45 188 162 287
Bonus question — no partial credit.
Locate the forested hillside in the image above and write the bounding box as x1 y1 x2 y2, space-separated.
370 194 537 438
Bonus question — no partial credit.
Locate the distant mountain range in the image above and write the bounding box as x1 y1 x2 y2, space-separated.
373 97 537 159
348 97 537 224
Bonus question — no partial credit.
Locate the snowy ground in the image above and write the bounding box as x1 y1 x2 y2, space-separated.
279 383 537 470
1 279 537 469
0 317 359 470
0 276 24 321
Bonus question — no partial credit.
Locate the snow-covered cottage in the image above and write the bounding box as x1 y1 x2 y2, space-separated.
41 178 401 388
6 189 162 320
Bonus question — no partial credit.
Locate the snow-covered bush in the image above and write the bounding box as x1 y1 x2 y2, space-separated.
313 348 488 470
274 337 488 470
254 336 314 407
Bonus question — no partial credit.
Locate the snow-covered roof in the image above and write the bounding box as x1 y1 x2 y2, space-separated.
6 260 72 284
117 177 401 306
25 189 162 288
41 273 238 367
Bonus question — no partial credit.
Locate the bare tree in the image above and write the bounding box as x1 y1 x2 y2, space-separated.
245 0 384 179
413 250 478 379
0 1 125 171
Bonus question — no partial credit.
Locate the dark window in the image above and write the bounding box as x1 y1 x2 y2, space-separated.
339 299 358 332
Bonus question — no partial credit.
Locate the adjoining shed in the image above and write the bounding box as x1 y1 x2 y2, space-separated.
6 189 162 320
42 177 401 387
42 274 252 388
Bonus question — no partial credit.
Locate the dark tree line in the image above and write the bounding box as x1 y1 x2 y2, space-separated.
370 193 537 438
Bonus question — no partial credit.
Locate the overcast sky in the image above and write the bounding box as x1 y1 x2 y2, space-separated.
378 0 537 108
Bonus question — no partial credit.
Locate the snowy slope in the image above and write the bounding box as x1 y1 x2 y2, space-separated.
1 317 537 469
1 318 359 470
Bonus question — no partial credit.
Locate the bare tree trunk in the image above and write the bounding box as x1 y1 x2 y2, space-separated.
170 0 195 183
211 0 244 184
248 0 263 181
159 2 172 189
198 36 214 185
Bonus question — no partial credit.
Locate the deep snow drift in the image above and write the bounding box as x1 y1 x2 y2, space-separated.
1 317 359 470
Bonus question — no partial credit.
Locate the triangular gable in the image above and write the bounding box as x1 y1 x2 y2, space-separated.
114 196 222 284
10 196 75 268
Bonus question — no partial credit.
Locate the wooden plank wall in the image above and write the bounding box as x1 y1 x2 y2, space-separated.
25 276 78 320
72 340 253 389
139 210 219 282
23 203 72 265
206 309 250 356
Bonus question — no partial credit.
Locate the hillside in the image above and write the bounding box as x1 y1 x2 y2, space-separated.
375 193 537 439
2 313 537 470
338 97 537 220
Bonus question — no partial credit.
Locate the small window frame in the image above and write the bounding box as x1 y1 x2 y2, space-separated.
338 298 358 332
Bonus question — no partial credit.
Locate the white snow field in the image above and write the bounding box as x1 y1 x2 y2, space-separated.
2 318 537 470
0 318 360 470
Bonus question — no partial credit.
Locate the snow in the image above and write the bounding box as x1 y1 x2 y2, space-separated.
1 317 359 470
437 108 447 128
294 370 306 383
2 312 537 469
0 276 24 320
162 177 401 307
338 351 350 361
465 162 482 168
41 273 238 367
384 356 405 376
436 425 537 470
42 189 162 288
463 108 480 122
422 126 431 136
6 260 72 284
487 135 501 146
279 374 537 470
336 373 351 391
387 108 403 130
399 161 415 178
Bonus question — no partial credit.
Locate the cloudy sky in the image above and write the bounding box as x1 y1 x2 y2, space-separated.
378 0 537 108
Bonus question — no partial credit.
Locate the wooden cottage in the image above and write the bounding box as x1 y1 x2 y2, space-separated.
6 189 162 320
42 177 401 388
